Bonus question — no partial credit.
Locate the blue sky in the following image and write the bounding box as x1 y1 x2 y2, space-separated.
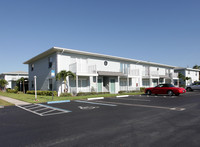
0 0 200 73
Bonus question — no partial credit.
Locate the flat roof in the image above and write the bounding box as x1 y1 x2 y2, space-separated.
175 67 200 72
24 47 176 68
0 71 28 75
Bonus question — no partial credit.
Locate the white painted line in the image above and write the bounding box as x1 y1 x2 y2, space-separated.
97 101 185 111
16 105 43 116
41 109 56 114
116 95 129 98
22 104 37 108
41 111 68 116
35 107 49 112
109 97 150 102
0 106 4 108
38 104 72 113
75 100 117 106
87 97 104 101
28 105 42 110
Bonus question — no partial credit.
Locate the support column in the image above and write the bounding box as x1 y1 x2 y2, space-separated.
96 76 98 92
76 75 78 94
127 76 129 91
149 78 152 87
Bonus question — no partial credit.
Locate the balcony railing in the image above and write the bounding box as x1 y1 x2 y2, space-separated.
142 71 159 77
69 63 97 74
128 69 140 76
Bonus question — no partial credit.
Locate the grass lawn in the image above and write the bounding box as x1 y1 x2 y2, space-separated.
0 99 14 106
0 91 144 104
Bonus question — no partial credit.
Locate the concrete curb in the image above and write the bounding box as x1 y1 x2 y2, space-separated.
116 95 129 98
87 97 104 101
47 100 71 104
0 105 4 108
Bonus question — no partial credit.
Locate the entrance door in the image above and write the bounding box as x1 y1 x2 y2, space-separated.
110 79 115 93
98 79 102 92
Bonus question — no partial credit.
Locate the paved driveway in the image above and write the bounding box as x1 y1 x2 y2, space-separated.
1 92 200 147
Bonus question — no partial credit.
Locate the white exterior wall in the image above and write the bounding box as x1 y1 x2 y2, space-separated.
3 74 28 89
185 70 199 85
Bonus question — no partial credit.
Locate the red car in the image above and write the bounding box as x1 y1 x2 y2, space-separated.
145 84 186 96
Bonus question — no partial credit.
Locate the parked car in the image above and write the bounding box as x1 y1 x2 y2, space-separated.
145 84 186 96
186 82 200 91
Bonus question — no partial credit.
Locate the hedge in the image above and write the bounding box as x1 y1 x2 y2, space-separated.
26 90 57 96
6 89 18 93
76 92 110 96
118 90 139 94
60 93 72 97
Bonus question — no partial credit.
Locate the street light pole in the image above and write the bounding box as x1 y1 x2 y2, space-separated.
34 76 37 101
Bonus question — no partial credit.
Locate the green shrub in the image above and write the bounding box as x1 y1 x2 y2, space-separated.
76 92 110 96
118 90 139 94
140 87 145 92
26 90 57 96
6 89 18 93
60 93 72 97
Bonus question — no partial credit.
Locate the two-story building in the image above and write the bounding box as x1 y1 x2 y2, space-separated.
24 47 179 96
175 67 200 86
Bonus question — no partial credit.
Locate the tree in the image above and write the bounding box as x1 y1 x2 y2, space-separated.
193 65 200 69
56 70 76 93
16 77 25 93
0 79 8 91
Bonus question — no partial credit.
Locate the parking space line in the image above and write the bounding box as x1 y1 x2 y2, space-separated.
75 100 117 106
114 97 151 102
96 101 185 111
41 109 56 114
41 111 67 116
17 103 72 116
35 107 49 112
17 105 43 116
28 105 43 110
38 104 72 113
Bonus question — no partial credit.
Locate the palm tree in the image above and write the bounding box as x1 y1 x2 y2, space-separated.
16 77 25 93
0 79 8 91
56 70 76 93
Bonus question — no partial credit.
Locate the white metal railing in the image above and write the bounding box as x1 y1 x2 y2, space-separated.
69 63 77 73
142 71 159 77
128 69 140 76
69 63 97 74
172 72 178 78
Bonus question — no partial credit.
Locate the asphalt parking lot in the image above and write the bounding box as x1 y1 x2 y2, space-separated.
1 92 200 147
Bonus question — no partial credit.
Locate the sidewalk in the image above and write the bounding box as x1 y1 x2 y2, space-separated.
0 95 30 106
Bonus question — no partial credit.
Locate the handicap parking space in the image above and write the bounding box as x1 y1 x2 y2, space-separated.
16 103 71 116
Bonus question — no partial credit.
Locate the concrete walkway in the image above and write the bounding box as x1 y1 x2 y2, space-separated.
0 95 30 106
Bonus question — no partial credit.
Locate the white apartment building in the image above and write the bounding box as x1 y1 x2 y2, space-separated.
24 47 179 96
0 71 28 89
175 67 200 86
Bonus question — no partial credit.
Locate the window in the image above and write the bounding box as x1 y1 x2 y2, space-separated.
48 57 53 68
188 71 190 74
48 79 52 90
129 78 132 86
142 79 150 86
78 79 88 87
31 64 34 71
93 76 96 83
157 68 159 71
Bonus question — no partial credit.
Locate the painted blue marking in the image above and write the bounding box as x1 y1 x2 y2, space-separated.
38 104 72 113
75 100 117 107
47 100 70 104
